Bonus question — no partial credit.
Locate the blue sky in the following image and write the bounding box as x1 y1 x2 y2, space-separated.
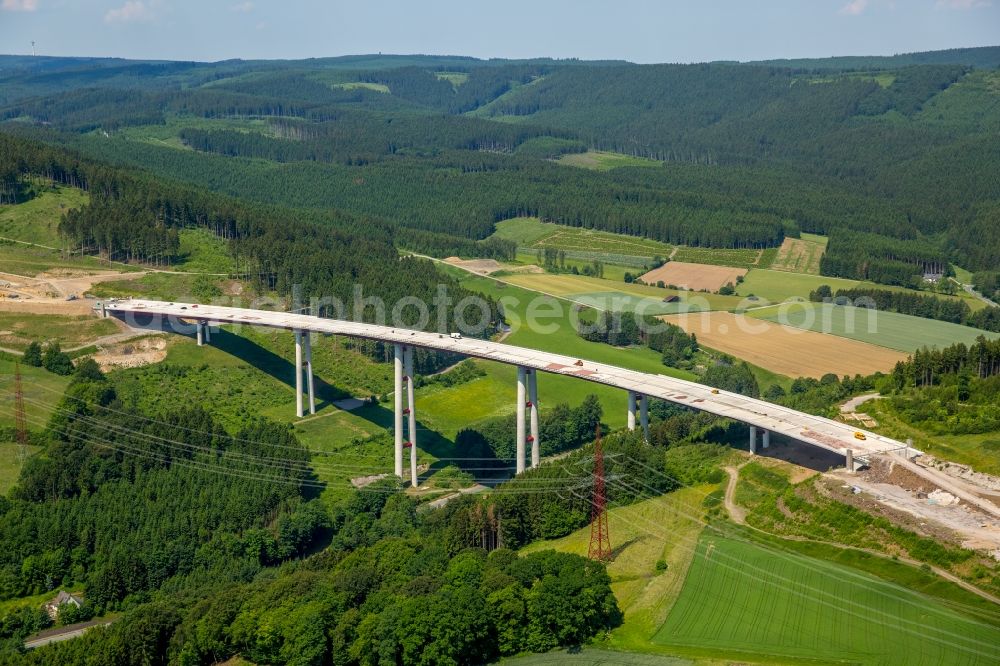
1 1 997 63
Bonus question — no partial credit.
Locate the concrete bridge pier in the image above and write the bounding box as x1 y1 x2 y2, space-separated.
762 429 770 449
749 425 758 454
528 369 539 468
639 394 649 442
294 330 304 418
845 448 854 473
517 366 527 474
404 345 418 487
203 322 211 344
394 344 404 478
627 391 638 431
304 331 315 415
196 322 204 346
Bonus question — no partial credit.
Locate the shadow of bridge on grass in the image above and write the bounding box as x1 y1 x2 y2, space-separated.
124 316 512 487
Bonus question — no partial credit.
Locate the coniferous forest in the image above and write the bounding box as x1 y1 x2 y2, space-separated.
2 49 1000 278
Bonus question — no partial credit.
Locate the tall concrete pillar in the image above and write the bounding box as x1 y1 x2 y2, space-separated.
845 448 854 473
304 332 315 415
762 430 770 449
196 322 204 346
294 330 304 418
528 370 539 468
393 344 404 479
404 346 418 487
203 323 211 344
627 391 637 431
516 366 527 474
639 394 649 442
100 303 107 318
749 425 758 454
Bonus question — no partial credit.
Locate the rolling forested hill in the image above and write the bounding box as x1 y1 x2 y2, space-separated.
2 46 999 283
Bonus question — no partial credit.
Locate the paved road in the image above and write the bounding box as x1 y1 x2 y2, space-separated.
839 392 881 414
24 619 114 649
106 299 917 462
961 281 999 308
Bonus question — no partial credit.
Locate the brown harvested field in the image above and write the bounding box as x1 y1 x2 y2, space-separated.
662 311 907 378
770 237 825 274
639 261 747 292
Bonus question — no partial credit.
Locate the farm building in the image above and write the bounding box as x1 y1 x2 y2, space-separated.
44 591 82 620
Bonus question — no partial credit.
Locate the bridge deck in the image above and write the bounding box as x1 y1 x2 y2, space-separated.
106 299 914 460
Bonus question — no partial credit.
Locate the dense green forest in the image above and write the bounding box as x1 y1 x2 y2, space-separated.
0 362 649 664
3 47 999 279
887 338 1000 435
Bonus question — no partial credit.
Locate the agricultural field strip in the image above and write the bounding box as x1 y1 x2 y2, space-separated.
428 253 686 312
664 312 907 379
748 302 1000 353
107 299 916 460
585 477 1000 661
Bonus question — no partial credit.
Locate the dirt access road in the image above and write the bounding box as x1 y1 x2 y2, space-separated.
1 268 147 301
723 462 1000 605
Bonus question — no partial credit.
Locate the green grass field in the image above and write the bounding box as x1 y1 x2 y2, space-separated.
0 182 88 248
434 72 469 86
0 242 114 276
556 151 663 171
115 115 278 149
175 228 237 273
88 272 228 302
522 488 715 657
495 218 674 261
0 442 40 495
0 312 120 352
749 302 1000 352
0 355 71 432
953 265 974 285
737 269 983 310
653 533 1000 665
332 81 391 93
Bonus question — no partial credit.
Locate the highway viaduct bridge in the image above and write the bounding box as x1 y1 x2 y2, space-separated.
103 299 916 486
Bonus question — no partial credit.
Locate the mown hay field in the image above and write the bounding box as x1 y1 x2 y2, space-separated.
639 262 747 293
662 311 906 378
